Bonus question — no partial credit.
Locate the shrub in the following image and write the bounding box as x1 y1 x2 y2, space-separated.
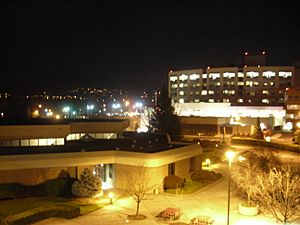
71 168 103 198
191 170 222 182
163 175 184 190
1 204 80 225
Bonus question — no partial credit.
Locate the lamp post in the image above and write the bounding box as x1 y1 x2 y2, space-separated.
108 192 114 204
296 122 300 155
226 151 235 225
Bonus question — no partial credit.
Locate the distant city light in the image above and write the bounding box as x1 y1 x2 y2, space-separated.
55 114 61 119
87 105 94 110
135 102 143 108
62 106 70 112
112 103 121 109
125 101 130 107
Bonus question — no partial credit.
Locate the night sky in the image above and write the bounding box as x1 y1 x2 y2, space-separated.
1 1 300 92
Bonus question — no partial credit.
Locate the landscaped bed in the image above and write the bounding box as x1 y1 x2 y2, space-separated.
164 170 222 195
0 196 104 225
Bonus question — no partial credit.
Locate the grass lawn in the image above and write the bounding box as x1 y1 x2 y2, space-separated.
0 196 104 221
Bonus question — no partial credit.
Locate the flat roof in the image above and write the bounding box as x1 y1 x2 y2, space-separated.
0 118 128 126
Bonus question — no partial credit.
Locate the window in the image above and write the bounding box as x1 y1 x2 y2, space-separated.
223 72 235 78
190 74 200 80
168 163 175 176
246 71 259 78
201 90 207 95
202 74 207 78
223 99 230 103
263 71 275 78
208 99 214 103
279 71 292 78
171 84 178 88
170 76 178 82
238 72 244 77
209 73 220 80
237 99 244 103
179 74 188 81
179 91 184 96
262 99 270 104
179 99 184 103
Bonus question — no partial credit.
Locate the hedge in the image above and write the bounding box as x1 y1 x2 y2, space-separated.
0 177 76 200
1 204 80 225
231 137 300 153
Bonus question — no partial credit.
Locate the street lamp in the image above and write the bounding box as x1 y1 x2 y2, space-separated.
296 122 300 155
226 151 235 225
108 192 114 204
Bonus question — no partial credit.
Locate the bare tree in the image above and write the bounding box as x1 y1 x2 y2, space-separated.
256 167 300 224
123 164 154 219
231 160 258 206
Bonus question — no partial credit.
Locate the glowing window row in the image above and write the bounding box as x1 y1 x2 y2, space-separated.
0 138 65 147
66 133 117 140
171 71 292 82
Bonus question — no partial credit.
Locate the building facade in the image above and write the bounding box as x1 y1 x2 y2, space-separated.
0 118 202 192
169 66 295 106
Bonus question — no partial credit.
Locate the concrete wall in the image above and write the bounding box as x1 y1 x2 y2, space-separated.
175 158 189 178
113 163 168 192
0 167 67 185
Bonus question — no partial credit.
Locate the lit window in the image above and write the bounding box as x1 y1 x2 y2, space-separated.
246 81 253 87
279 71 292 78
263 71 275 78
202 73 207 78
179 91 184 95
263 82 268 86
179 99 184 103
238 72 244 77
170 76 178 82
237 99 244 103
190 74 200 80
262 99 270 104
209 73 220 79
246 71 259 78
269 82 274 86
194 99 200 103
172 84 178 88
262 90 269 95
223 99 230 103
179 74 189 81
208 90 214 95
223 72 235 78
254 82 259 86
179 83 184 88
238 82 244 86
215 82 221 86
208 99 214 103
201 90 207 95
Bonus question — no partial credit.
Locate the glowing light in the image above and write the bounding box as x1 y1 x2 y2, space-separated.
55 114 61 119
87 104 94 110
62 106 70 112
205 159 211 167
265 136 271 142
125 101 130 107
135 102 143 108
226 151 235 164
108 192 114 204
296 122 300 128
38 104 42 108
112 103 121 109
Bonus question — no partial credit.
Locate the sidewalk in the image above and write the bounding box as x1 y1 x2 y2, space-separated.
33 161 282 225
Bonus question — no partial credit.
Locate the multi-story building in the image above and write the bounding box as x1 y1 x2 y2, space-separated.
169 65 295 106
285 89 300 129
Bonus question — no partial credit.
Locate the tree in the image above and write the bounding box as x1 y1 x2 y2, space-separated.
231 160 258 206
123 164 154 219
252 117 264 139
72 168 103 198
149 87 181 141
256 167 300 224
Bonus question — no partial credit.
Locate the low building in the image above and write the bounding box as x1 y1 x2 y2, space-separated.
0 118 202 191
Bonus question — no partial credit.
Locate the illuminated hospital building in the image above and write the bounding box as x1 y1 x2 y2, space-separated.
168 53 300 134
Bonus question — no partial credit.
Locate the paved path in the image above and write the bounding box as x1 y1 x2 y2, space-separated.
33 161 286 225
